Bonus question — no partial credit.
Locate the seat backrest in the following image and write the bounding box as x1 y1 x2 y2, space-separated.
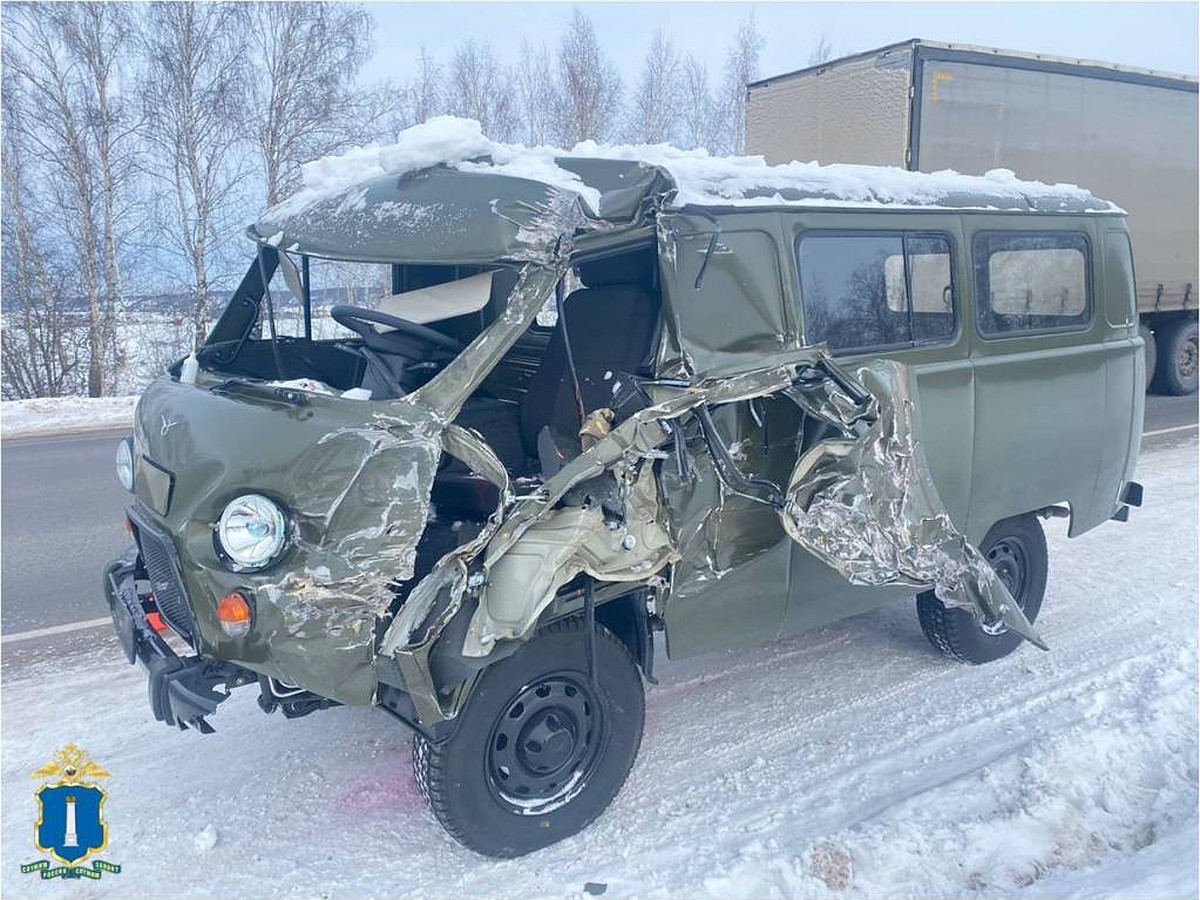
519 282 660 453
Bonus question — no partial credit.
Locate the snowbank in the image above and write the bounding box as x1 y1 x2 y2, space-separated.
1 395 137 440
2 439 1194 898
265 116 1119 222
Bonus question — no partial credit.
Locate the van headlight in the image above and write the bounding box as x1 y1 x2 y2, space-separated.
116 437 135 492
215 494 289 572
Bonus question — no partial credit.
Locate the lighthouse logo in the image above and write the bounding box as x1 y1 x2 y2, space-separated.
21 744 121 880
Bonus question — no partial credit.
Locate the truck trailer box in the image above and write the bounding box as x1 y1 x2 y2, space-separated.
747 39 1199 393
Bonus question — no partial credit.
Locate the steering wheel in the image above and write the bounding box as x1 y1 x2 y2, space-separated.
331 305 465 355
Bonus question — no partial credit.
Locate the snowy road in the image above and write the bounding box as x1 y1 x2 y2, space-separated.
2 437 1195 899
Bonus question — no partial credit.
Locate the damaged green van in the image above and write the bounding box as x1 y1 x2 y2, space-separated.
105 123 1144 857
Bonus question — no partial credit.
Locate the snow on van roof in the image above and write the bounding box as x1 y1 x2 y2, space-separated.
265 116 1122 224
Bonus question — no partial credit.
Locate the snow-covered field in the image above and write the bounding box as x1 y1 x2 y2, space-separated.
2 437 1195 899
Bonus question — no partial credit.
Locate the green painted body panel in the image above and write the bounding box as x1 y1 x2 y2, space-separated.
654 206 1141 658
132 377 443 704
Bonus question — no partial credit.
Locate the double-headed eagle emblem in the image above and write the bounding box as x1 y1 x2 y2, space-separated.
31 743 111 785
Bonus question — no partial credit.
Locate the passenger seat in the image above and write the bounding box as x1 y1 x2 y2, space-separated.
518 252 661 460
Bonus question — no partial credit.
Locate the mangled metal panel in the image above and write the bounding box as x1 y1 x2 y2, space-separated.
133 379 446 705
778 357 1047 647
136 192 593 708
380 346 1045 725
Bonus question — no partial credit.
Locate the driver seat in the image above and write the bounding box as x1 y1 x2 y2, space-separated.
356 338 440 399
342 271 516 400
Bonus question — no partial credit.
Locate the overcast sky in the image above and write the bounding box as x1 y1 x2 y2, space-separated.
364 1 1199 89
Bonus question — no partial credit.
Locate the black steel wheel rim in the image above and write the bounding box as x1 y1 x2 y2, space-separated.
485 673 606 814
980 535 1031 635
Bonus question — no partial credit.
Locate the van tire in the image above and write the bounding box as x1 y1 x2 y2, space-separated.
916 514 1048 665
1139 321 1156 392
1153 318 1199 396
412 616 644 858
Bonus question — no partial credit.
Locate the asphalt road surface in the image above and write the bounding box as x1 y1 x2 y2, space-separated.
1 394 1195 637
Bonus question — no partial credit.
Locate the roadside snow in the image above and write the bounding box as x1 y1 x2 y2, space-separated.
1 396 137 440
264 116 1118 222
1 437 1195 899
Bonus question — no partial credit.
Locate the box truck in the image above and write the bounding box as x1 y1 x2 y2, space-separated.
747 39 1199 394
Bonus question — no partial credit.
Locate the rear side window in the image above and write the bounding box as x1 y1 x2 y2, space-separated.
974 232 1091 336
796 233 956 354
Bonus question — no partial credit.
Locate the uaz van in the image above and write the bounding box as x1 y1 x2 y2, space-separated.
105 120 1144 857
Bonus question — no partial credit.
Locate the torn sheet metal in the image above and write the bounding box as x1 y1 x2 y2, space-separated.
378 345 1043 725
779 357 1047 649
133 190 594 708
132 377 449 706
379 360 812 696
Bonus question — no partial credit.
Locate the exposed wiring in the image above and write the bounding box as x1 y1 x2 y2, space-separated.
556 279 587 426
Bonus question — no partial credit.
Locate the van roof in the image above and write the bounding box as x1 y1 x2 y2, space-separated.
252 118 1121 262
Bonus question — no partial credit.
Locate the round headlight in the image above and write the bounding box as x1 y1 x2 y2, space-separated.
216 494 288 572
116 437 135 492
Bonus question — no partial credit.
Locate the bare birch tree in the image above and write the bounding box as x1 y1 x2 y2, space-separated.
553 9 621 145
58 2 141 386
718 13 765 154
628 27 682 143
514 39 558 145
0 73 87 399
679 54 718 151
409 48 445 125
247 2 373 207
448 39 517 141
2 3 137 396
142 2 251 349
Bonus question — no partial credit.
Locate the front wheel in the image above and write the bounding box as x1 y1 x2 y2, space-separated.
917 514 1048 664
413 616 644 857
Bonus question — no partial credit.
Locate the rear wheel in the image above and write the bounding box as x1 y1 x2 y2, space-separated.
412 616 644 857
917 514 1048 664
1153 318 1199 396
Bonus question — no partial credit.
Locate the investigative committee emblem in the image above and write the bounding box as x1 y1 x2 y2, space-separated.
21 744 121 880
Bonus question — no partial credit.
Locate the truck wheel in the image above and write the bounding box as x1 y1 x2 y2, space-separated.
1153 319 1199 396
412 616 644 858
1139 321 1156 392
916 514 1048 665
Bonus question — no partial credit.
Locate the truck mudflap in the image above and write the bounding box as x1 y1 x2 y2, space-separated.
381 351 1046 727
104 553 257 733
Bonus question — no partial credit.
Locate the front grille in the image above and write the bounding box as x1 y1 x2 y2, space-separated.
134 518 195 642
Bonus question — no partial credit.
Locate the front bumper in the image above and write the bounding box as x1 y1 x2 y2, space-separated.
104 552 255 733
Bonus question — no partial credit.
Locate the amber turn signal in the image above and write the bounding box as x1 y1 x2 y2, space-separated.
217 590 253 638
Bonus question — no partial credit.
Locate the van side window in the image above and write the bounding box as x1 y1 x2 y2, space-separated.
796 233 956 354
974 232 1091 336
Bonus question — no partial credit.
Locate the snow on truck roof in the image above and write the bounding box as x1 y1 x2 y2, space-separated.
253 118 1120 261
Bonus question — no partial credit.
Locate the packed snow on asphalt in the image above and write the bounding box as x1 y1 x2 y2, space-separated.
2 436 1195 899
